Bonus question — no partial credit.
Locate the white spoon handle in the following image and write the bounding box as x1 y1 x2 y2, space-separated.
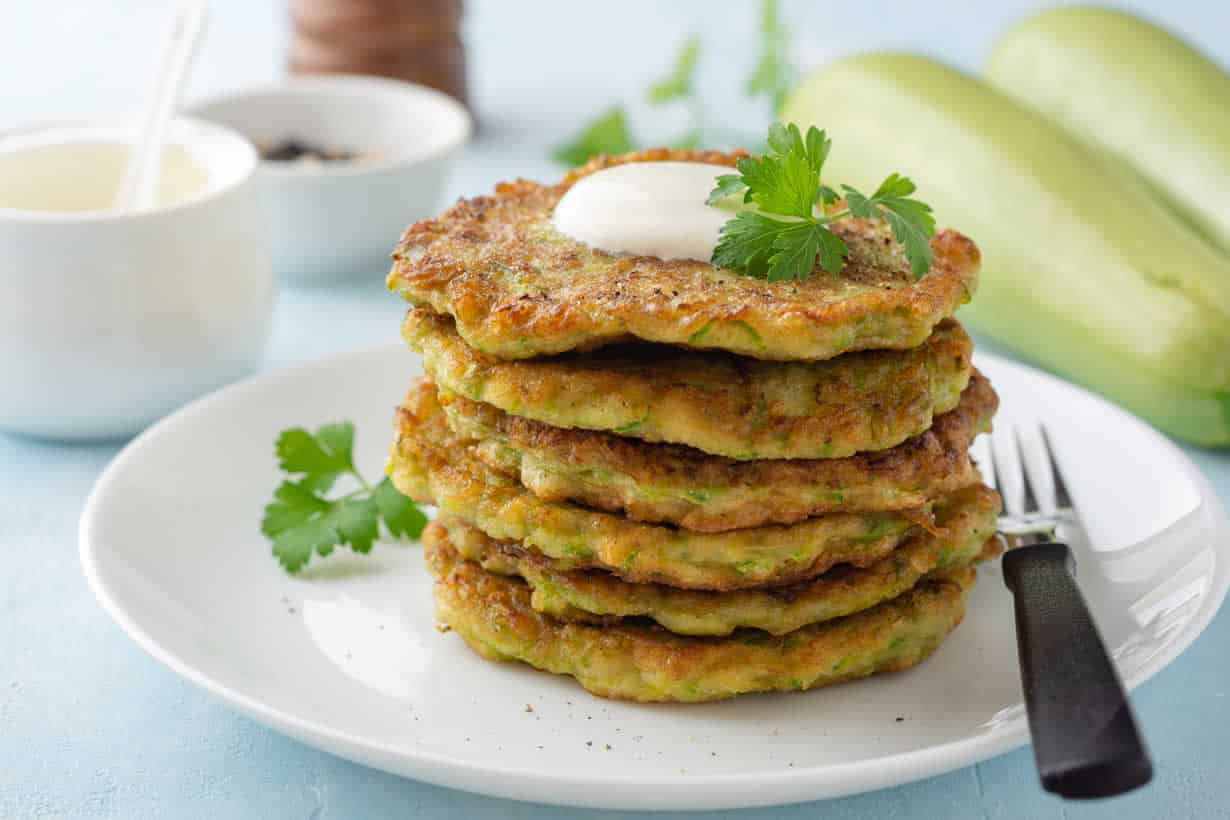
114 0 209 213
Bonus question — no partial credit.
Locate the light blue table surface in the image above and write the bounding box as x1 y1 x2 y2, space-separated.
4 2 1230 817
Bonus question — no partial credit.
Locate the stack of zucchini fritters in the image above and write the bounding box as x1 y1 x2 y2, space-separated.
387 150 1002 703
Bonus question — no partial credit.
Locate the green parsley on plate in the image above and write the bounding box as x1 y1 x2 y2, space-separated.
261 421 426 572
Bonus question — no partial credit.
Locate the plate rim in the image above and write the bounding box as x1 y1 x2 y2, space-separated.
78 343 1230 811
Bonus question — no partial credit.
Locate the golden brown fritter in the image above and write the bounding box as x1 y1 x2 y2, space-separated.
404 308 974 460
425 486 1000 636
388 382 997 590
388 148 981 362
441 370 997 531
427 539 976 702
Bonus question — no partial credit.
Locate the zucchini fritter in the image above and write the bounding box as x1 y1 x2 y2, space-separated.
427 539 976 702
389 149 980 362
441 371 997 531
426 485 999 636
404 308 973 460
389 383 995 590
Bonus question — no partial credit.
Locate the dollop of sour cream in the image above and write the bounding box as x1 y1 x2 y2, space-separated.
551 162 734 262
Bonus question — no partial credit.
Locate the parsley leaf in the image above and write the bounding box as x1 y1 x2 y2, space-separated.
712 214 849 283
552 107 635 167
765 221 826 282
709 122 936 282
261 423 427 572
735 122 831 217
276 422 353 477
334 495 379 554
746 0 795 114
842 175 936 278
712 211 796 278
814 224 852 275
647 36 701 105
706 173 749 206
374 477 428 538
262 479 338 573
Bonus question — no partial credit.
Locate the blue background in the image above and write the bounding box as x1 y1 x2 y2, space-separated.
3 2 1229 817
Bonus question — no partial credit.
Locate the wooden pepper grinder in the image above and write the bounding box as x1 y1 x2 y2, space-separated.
289 0 469 109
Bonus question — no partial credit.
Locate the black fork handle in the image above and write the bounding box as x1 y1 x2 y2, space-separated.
1002 542 1153 799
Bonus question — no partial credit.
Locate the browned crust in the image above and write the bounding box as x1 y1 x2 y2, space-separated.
423 487 999 636
441 370 997 531
406 307 975 461
426 536 976 703
388 148 981 361
430 489 1001 593
561 147 746 182
389 382 957 591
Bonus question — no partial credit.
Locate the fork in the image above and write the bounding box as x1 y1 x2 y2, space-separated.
983 425 1153 799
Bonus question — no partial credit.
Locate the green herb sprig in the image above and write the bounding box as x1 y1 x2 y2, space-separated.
646 34 704 149
552 35 703 165
746 0 794 114
709 123 936 281
646 35 701 105
261 422 426 572
551 107 635 168
551 1 795 165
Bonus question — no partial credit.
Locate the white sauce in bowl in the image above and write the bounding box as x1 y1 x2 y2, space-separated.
0 137 208 213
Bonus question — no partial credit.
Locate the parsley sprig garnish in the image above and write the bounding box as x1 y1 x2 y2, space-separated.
261 422 426 572
709 123 936 281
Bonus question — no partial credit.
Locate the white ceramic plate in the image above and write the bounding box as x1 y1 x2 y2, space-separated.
80 347 1230 811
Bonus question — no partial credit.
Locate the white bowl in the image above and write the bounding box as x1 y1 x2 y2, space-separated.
192 75 472 284
0 116 273 441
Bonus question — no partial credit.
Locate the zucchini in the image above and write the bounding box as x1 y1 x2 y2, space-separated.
987 7 1230 257
782 52 1230 445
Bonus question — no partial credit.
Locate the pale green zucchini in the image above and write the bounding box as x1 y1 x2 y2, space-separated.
783 53 1230 444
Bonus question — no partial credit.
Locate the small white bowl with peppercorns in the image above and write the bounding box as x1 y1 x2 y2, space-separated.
193 74 471 284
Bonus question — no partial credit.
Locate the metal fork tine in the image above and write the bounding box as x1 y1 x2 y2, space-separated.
1014 427 1041 515
971 435 995 489
1039 424 1073 511
986 435 1003 492
990 427 1025 517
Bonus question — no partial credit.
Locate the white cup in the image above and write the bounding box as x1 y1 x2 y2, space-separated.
0 117 273 440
